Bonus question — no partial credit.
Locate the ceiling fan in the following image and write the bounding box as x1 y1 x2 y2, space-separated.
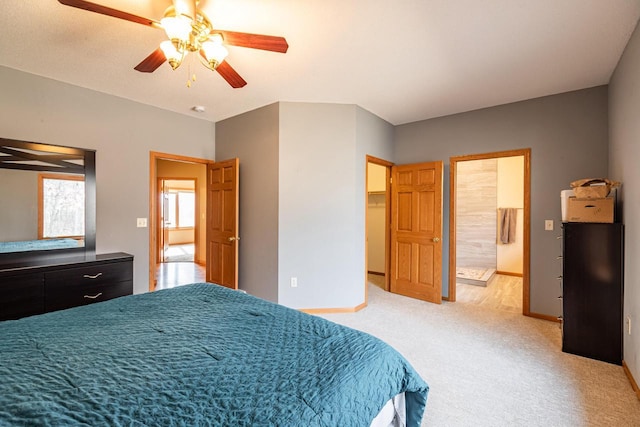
57 0 289 88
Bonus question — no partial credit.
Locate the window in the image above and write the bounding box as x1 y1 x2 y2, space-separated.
39 174 84 239
165 189 195 229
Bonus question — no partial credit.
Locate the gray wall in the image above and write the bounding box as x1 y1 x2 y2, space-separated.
394 86 609 315
0 169 38 241
609 19 640 390
0 66 216 294
216 103 280 302
278 103 395 309
356 106 396 281
216 102 394 309
278 103 361 308
360 108 396 277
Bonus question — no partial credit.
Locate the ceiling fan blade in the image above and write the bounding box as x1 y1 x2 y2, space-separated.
57 0 160 28
217 30 288 53
134 48 167 73
216 61 247 88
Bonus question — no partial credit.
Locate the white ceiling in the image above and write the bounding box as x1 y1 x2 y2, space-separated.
1 0 639 125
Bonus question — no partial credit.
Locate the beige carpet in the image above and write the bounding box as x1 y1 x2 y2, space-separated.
320 284 640 426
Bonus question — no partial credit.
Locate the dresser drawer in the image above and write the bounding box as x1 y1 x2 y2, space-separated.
45 280 132 312
0 252 134 319
45 261 133 287
0 274 44 321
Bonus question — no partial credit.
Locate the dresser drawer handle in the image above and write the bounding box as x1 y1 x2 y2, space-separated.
84 292 103 299
83 273 103 279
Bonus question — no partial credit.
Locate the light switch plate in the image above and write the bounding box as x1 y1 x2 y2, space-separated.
545 220 554 231
137 218 147 228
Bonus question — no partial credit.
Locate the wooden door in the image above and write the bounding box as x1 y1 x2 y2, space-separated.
160 180 170 263
390 161 443 303
206 159 239 289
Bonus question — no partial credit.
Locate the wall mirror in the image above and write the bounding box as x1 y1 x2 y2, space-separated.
0 138 95 263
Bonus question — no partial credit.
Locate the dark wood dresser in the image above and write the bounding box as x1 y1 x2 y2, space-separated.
0 252 133 321
561 223 623 365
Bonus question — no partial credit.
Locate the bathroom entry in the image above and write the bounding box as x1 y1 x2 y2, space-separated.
449 149 531 315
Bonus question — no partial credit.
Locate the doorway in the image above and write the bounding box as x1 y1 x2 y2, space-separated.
365 156 444 305
159 178 197 263
149 152 209 291
449 149 531 315
366 157 392 295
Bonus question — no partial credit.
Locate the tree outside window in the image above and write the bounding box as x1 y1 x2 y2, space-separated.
39 174 84 239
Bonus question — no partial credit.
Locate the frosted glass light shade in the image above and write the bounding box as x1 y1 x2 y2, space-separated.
160 40 183 69
161 15 192 42
202 37 228 66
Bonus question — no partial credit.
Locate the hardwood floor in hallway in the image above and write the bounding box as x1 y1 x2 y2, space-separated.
156 262 206 291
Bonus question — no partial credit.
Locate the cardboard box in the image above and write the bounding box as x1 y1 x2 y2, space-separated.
566 197 614 223
570 178 620 199
561 188 617 221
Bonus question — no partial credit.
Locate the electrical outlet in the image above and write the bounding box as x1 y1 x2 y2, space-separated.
545 220 554 231
137 218 147 228
290 277 298 288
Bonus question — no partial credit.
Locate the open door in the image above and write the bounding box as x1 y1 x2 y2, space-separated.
158 179 170 263
206 158 239 289
390 161 443 304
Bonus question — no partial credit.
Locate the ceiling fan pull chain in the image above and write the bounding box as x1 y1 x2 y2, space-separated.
185 55 197 88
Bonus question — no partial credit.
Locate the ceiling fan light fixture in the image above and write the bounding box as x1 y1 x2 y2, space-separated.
56 0 288 88
160 40 183 70
201 36 228 70
160 14 192 43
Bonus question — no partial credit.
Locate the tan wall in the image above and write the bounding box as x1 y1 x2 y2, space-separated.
168 228 195 245
496 156 524 274
367 163 387 274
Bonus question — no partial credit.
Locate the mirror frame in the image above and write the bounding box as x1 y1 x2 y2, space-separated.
0 137 96 265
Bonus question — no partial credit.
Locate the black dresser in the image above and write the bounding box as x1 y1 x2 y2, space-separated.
0 252 133 321
561 223 623 365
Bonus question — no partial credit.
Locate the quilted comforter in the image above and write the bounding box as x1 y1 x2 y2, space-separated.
0 283 428 426
0 238 79 253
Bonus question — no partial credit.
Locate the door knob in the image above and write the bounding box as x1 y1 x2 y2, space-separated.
432 237 440 243
228 237 240 242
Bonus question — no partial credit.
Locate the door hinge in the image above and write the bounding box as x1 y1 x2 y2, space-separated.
389 177 393 184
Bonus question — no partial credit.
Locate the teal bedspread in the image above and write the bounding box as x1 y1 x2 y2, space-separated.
0 283 428 426
0 238 79 253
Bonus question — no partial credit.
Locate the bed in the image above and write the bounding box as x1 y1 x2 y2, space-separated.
0 238 80 253
0 283 428 426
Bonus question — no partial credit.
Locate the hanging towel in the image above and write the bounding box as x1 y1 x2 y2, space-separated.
498 208 518 244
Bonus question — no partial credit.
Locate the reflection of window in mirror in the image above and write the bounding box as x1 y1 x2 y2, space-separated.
38 174 85 240
166 189 195 229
